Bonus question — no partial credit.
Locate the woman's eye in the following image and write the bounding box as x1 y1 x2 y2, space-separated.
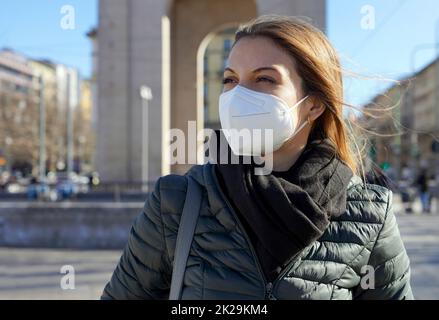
257 76 276 84
222 77 236 84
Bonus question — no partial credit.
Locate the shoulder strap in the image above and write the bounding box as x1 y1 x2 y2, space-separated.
169 176 202 300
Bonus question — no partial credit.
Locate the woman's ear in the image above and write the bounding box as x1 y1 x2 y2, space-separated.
308 97 325 121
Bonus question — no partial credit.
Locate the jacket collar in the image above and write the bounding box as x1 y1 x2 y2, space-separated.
348 174 363 190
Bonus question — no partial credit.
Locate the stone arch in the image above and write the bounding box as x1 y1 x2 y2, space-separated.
169 0 257 174
96 0 325 182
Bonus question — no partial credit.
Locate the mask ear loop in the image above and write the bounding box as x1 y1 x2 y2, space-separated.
293 115 310 136
286 95 309 114
281 96 311 144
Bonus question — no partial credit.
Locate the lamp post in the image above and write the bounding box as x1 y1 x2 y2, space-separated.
140 85 153 192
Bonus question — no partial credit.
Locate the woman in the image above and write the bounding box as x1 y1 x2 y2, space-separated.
102 15 413 300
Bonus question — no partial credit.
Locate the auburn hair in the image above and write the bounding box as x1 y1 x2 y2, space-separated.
234 15 360 176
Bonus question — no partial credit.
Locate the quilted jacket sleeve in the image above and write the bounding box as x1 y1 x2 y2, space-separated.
101 177 172 299
354 190 414 300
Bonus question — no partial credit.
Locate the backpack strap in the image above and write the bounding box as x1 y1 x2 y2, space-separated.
169 176 202 300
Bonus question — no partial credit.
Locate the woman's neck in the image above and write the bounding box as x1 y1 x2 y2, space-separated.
263 129 310 172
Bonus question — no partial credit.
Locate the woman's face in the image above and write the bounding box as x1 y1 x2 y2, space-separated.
222 36 312 127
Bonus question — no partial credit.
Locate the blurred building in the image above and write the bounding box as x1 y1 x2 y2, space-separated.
32 61 80 173
0 49 38 174
0 48 91 177
411 58 439 175
30 59 58 173
55 65 79 114
362 81 408 180
75 79 95 173
0 49 34 96
361 57 439 181
79 80 93 130
95 0 326 184
30 60 57 105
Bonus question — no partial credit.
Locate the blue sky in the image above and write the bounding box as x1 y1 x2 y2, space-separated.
0 0 438 107
0 0 97 76
328 0 439 106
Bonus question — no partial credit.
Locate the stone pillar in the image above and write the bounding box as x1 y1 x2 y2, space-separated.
96 0 171 184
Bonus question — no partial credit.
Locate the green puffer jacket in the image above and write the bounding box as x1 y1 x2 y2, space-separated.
101 163 414 300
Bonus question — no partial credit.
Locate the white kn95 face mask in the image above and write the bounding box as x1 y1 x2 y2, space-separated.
219 85 309 156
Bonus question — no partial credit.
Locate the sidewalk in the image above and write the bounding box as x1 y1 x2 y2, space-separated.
0 248 121 300
0 195 437 300
396 214 439 299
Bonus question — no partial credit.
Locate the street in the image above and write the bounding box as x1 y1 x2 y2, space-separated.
0 213 438 300
396 213 439 299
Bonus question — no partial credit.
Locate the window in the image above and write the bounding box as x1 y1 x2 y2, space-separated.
223 39 232 52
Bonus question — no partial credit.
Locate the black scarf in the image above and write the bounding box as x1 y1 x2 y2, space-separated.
214 129 353 282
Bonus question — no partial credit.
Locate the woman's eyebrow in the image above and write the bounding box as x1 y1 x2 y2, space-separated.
252 67 280 73
223 66 283 75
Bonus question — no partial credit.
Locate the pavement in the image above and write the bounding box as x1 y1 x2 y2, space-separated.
0 248 121 300
0 205 438 299
395 213 439 299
